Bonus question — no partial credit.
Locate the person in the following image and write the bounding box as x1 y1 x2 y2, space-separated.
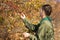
21 4 54 40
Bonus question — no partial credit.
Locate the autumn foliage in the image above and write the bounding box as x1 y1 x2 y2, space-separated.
0 0 60 40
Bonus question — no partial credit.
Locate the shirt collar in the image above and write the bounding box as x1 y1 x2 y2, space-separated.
40 16 52 23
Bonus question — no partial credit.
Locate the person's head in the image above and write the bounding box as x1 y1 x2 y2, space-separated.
40 4 52 18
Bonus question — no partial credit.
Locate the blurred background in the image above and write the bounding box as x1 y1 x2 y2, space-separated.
0 0 60 40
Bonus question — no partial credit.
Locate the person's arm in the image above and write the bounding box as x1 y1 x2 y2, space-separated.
20 13 40 31
23 18 41 32
23 21 46 40
23 19 35 31
23 32 38 40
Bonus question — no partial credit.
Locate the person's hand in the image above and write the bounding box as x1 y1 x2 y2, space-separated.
21 13 26 19
23 32 30 38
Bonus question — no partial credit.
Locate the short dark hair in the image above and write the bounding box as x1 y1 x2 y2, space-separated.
42 4 52 16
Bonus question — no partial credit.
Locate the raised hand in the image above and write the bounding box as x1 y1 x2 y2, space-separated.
20 13 26 19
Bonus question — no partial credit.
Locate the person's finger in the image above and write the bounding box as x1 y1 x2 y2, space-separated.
20 13 26 19
21 14 24 18
21 13 24 15
21 13 25 16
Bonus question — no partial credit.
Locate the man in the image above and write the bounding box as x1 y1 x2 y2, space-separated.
21 4 54 40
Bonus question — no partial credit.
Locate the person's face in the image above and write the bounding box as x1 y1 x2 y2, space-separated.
40 9 46 18
40 9 43 18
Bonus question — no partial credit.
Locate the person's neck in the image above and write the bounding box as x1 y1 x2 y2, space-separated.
42 15 46 19
41 16 46 20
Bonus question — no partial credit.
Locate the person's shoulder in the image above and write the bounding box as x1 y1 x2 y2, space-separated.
42 20 52 26
41 20 53 29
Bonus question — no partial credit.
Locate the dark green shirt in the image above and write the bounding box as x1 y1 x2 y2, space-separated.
23 16 54 40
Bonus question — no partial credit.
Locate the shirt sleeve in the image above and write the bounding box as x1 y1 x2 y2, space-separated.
23 19 40 31
29 34 38 40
